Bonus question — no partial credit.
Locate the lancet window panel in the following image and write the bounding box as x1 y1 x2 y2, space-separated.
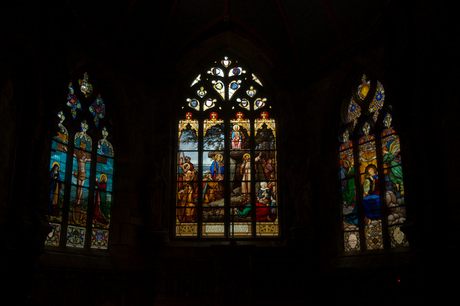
45 72 114 250
175 55 278 239
339 74 408 252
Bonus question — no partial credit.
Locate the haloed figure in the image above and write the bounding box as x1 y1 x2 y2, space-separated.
48 162 63 215
94 174 109 226
240 152 262 195
231 125 244 149
72 150 91 223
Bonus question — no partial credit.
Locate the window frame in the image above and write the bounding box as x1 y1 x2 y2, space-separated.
45 73 114 250
172 54 281 241
339 73 409 253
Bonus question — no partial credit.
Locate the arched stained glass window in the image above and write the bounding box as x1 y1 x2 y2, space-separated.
45 72 114 249
175 55 278 238
339 74 408 252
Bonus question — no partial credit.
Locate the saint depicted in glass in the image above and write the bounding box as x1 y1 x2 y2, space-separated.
46 112 69 246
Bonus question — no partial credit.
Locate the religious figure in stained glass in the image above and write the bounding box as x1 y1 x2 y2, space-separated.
382 139 403 195
177 183 197 222
48 162 64 216
94 174 109 226
210 154 225 182
71 150 91 223
231 125 244 149
202 172 220 204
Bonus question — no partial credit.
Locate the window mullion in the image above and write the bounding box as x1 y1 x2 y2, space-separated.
224 117 231 240
250 117 256 238
197 117 204 239
84 146 98 248
60 131 75 247
353 135 366 251
375 131 391 249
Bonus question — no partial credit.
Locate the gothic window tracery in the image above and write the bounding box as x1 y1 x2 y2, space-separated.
339 74 408 252
175 55 278 238
45 72 114 249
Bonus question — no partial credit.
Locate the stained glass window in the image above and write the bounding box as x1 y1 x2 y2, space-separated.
176 55 278 239
46 72 114 249
339 74 408 252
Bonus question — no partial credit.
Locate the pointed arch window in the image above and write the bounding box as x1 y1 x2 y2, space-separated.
339 74 408 252
175 55 278 238
45 72 114 249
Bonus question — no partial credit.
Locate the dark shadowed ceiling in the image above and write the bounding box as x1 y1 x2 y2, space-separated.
64 0 390 72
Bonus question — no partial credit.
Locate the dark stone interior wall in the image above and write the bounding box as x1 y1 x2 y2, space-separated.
1 1 458 305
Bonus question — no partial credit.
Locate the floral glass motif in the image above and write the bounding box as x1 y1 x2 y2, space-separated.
228 80 242 100
89 94 106 127
246 86 256 97
357 74 370 100
369 81 385 122
221 56 231 68
78 72 93 99
74 120 92 151
66 226 85 248
339 74 408 252
56 111 69 144
197 87 207 98
346 98 361 129
97 127 114 157
45 223 61 246
91 229 109 249
229 67 246 77
176 56 278 238
67 81 82 119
